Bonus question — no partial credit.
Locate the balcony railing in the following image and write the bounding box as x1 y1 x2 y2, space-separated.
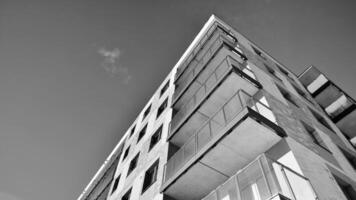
175 23 237 80
201 155 318 200
174 32 240 101
170 56 257 137
164 90 277 183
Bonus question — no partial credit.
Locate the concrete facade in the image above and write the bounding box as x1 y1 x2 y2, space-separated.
78 15 356 200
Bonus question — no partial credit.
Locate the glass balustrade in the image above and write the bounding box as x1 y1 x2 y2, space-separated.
170 56 256 136
174 33 238 101
164 90 277 182
175 23 236 80
201 155 318 200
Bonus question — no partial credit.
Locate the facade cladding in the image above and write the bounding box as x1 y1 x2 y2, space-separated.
78 15 356 200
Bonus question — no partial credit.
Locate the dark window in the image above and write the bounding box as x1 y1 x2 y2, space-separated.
122 146 130 161
308 107 334 132
334 175 356 200
276 64 289 76
301 121 329 151
122 188 132 200
160 81 170 97
157 99 168 118
339 147 356 170
142 159 159 193
252 46 266 59
137 124 147 143
292 84 313 104
143 105 151 120
130 125 136 137
277 85 299 107
149 125 162 151
111 175 121 194
264 63 282 82
127 153 139 176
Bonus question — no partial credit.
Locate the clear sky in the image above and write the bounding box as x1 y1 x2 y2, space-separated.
0 0 355 200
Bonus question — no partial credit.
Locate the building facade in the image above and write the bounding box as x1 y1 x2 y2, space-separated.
78 15 356 200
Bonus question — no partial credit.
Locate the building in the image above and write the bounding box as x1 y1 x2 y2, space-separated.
77 15 356 200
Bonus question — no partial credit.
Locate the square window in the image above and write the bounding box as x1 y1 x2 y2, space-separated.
143 105 151 120
149 125 162 151
111 175 120 194
127 153 139 176
308 107 334 132
121 188 132 200
137 124 147 143
122 146 130 161
252 46 266 59
277 85 299 107
156 98 168 119
160 81 170 97
300 121 329 151
264 63 283 82
130 125 136 137
142 159 159 193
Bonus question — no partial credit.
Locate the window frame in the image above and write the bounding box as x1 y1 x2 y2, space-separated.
149 125 163 151
160 81 170 97
141 159 160 194
137 124 147 143
111 175 121 194
156 98 168 119
127 153 140 177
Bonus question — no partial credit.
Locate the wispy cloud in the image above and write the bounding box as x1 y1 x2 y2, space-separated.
0 192 23 200
97 47 132 84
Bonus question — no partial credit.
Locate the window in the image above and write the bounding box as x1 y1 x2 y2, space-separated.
143 105 151 120
292 83 313 103
127 153 139 176
130 125 136 137
137 124 147 143
334 175 356 200
300 121 329 151
277 85 299 107
157 98 168 118
252 46 266 59
339 147 356 170
122 146 130 161
308 107 334 132
122 188 132 200
160 81 170 97
142 159 159 193
264 63 282 82
149 125 162 151
111 175 121 194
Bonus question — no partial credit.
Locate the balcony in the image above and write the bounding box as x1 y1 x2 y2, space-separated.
170 56 260 143
175 22 237 82
201 155 318 200
161 90 286 200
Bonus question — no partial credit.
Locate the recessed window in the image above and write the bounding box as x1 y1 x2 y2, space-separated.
339 147 356 170
156 98 168 119
149 125 162 151
160 81 170 97
130 125 136 137
291 83 313 104
137 124 147 143
111 175 121 194
300 121 329 151
277 85 299 107
122 146 130 161
127 153 139 177
121 188 132 200
143 105 151 120
252 46 266 60
308 107 334 132
142 159 159 194
264 63 283 82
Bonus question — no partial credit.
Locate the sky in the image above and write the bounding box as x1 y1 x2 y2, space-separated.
0 0 355 200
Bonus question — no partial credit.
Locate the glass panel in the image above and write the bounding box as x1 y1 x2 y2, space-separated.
217 177 239 200
272 163 294 200
183 137 196 162
197 124 211 151
284 170 316 200
256 102 277 123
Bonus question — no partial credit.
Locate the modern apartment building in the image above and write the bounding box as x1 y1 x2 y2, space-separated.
77 15 356 200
